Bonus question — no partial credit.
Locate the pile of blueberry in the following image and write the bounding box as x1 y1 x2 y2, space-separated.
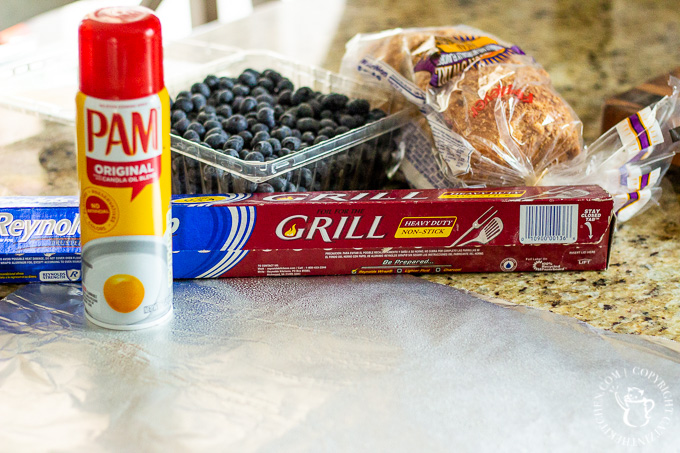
170 68 390 194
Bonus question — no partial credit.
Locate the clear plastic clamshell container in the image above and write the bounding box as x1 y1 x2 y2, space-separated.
0 42 411 195
167 48 411 194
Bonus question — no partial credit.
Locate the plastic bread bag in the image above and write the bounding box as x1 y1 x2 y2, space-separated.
340 26 584 188
543 77 680 221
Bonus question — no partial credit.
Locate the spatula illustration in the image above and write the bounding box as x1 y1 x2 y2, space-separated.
449 206 497 247
457 217 504 247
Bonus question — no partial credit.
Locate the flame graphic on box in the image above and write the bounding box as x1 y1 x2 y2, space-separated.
284 224 297 237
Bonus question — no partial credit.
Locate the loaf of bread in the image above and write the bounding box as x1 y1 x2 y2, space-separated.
342 26 583 187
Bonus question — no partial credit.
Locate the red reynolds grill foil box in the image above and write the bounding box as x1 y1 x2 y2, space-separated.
0 186 614 283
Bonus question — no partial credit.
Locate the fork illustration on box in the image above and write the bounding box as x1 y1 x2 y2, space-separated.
448 206 504 247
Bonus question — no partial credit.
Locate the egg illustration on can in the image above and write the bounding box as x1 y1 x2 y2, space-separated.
76 7 173 330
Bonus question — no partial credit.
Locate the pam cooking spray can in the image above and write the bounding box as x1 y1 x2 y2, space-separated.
76 6 173 330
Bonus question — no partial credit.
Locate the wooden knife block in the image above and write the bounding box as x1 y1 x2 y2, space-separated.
601 67 680 166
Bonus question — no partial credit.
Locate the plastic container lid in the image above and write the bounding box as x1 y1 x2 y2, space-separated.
78 6 163 100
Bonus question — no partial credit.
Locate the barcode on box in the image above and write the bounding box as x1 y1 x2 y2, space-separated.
519 204 578 244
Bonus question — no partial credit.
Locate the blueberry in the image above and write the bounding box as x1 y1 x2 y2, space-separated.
170 128 178 135
271 126 292 141
352 114 366 127
347 99 371 115
267 138 282 153
187 121 206 137
251 86 269 98
320 118 337 129
222 148 240 159
279 147 293 157
171 110 187 123
238 71 258 88
298 168 314 188
218 77 234 90
251 130 270 146
173 98 194 113
334 125 350 136
296 117 320 133
203 75 219 90
281 136 302 151
296 103 314 118
224 136 244 152
256 107 276 129
253 141 273 157
191 82 211 98
276 78 294 93
174 117 190 134
246 111 259 121
239 149 250 159
322 93 348 111
216 105 233 118
238 130 254 147
313 135 329 145
256 183 275 193
256 77 275 92
196 111 215 124
262 69 283 85
285 182 297 192
256 93 275 105
308 99 322 117
318 126 335 138
250 123 270 134
247 117 258 130
244 181 259 193
203 119 222 131
240 96 258 114
224 114 248 134
292 87 314 105
279 113 296 128
301 131 316 144
277 89 292 105
232 84 250 97
232 96 244 112
256 102 272 112
245 151 265 162
218 89 234 104
205 127 226 138
338 114 357 129
231 96 245 112
199 104 217 114
183 129 201 142
205 133 228 149
368 108 387 121
291 129 302 139
320 109 334 119
268 177 287 192
274 105 285 120
176 90 191 100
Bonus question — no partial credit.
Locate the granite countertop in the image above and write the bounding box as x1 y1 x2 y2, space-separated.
1 0 679 341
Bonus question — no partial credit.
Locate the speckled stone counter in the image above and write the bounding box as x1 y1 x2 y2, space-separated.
1 0 679 341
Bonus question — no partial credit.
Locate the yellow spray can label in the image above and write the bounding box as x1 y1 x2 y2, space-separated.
76 90 173 330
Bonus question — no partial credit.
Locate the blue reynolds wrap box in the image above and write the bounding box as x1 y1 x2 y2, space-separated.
0 187 615 283
0 197 82 283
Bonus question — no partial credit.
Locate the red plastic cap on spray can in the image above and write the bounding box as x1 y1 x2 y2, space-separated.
78 6 163 100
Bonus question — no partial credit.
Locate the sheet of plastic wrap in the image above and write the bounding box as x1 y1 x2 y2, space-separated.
1 276 679 452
